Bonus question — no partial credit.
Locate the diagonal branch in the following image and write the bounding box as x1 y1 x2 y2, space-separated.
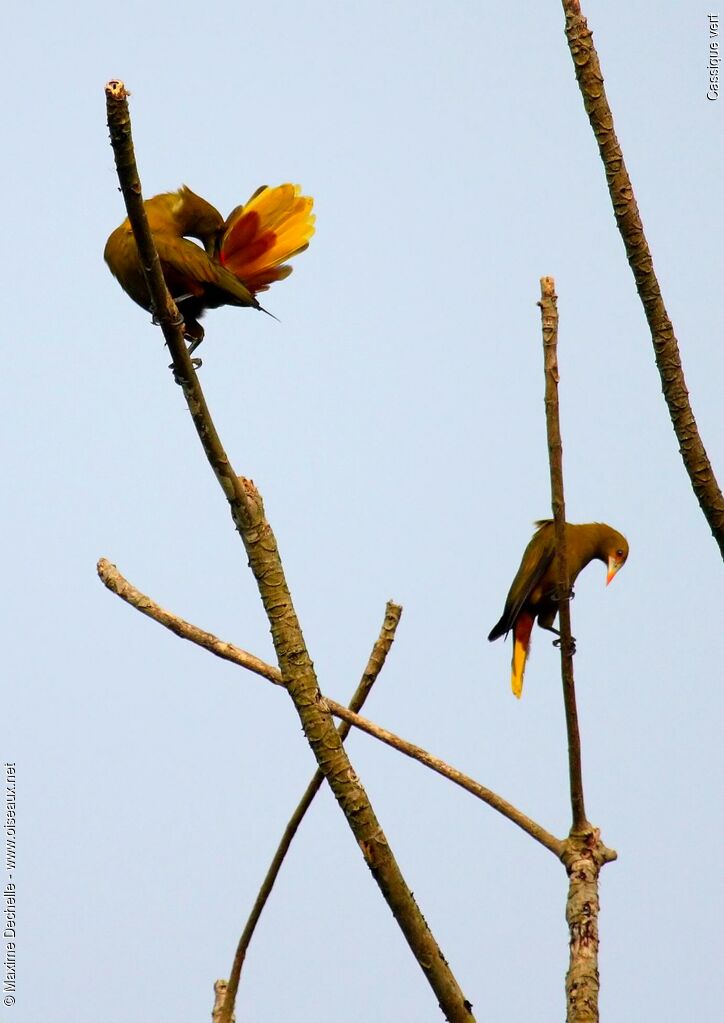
104 82 475 1021
222 602 403 1023
538 277 586 832
327 703 564 856
560 2 724 558
104 80 255 528
97 558 564 858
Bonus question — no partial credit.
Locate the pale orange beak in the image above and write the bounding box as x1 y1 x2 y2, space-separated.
606 554 624 586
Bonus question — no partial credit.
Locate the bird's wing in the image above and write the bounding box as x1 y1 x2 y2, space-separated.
154 235 257 307
488 523 556 640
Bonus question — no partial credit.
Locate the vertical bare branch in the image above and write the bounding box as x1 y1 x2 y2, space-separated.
539 277 586 832
560 831 615 1023
105 82 475 1023
219 602 403 1023
560 2 724 558
540 280 618 1022
212 980 234 1023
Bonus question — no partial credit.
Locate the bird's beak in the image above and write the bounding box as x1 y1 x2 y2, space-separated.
606 555 623 586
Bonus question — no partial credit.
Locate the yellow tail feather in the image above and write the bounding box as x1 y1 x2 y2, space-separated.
511 637 528 699
220 184 315 293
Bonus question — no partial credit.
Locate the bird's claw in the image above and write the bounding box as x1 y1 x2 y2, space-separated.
168 356 202 384
553 636 577 655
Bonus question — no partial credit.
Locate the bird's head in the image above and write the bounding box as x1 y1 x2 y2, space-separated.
604 530 629 585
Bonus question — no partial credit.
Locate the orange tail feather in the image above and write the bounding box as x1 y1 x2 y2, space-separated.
219 184 315 294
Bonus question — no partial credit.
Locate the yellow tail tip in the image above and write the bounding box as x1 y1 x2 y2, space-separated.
511 639 527 698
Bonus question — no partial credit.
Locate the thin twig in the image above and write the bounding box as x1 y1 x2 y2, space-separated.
560 2 724 557
97 558 564 858
104 83 475 1021
539 278 586 832
98 558 281 685
328 703 564 857
221 602 403 1023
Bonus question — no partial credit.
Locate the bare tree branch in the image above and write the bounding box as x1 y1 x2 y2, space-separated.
560 2 724 558
98 557 282 686
97 558 564 858
103 82 248 524
560 829 616 1023
221 602 403 1023
212 980 234 1023
539 277 586 831
538 280 618 1023
104 82 475 1021
328 703 565 857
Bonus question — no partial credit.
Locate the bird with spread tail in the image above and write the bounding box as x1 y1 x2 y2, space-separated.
104 184 315 351
488 520 628 698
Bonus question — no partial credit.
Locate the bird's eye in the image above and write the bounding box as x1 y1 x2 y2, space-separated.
616 549 624 558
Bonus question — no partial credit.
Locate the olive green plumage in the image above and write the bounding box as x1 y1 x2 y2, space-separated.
103 187 258 346
105 182 316 351
488 520 629 697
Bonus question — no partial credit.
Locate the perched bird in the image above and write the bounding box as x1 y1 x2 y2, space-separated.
488 520 629 698
104 184 315 351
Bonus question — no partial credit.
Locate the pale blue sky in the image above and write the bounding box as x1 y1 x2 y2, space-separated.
4 3 723 1021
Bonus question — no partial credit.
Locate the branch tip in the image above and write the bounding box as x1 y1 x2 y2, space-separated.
105 79 129 100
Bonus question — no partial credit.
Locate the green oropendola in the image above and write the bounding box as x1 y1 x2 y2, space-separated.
488 520 628 698
104 183 315 351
